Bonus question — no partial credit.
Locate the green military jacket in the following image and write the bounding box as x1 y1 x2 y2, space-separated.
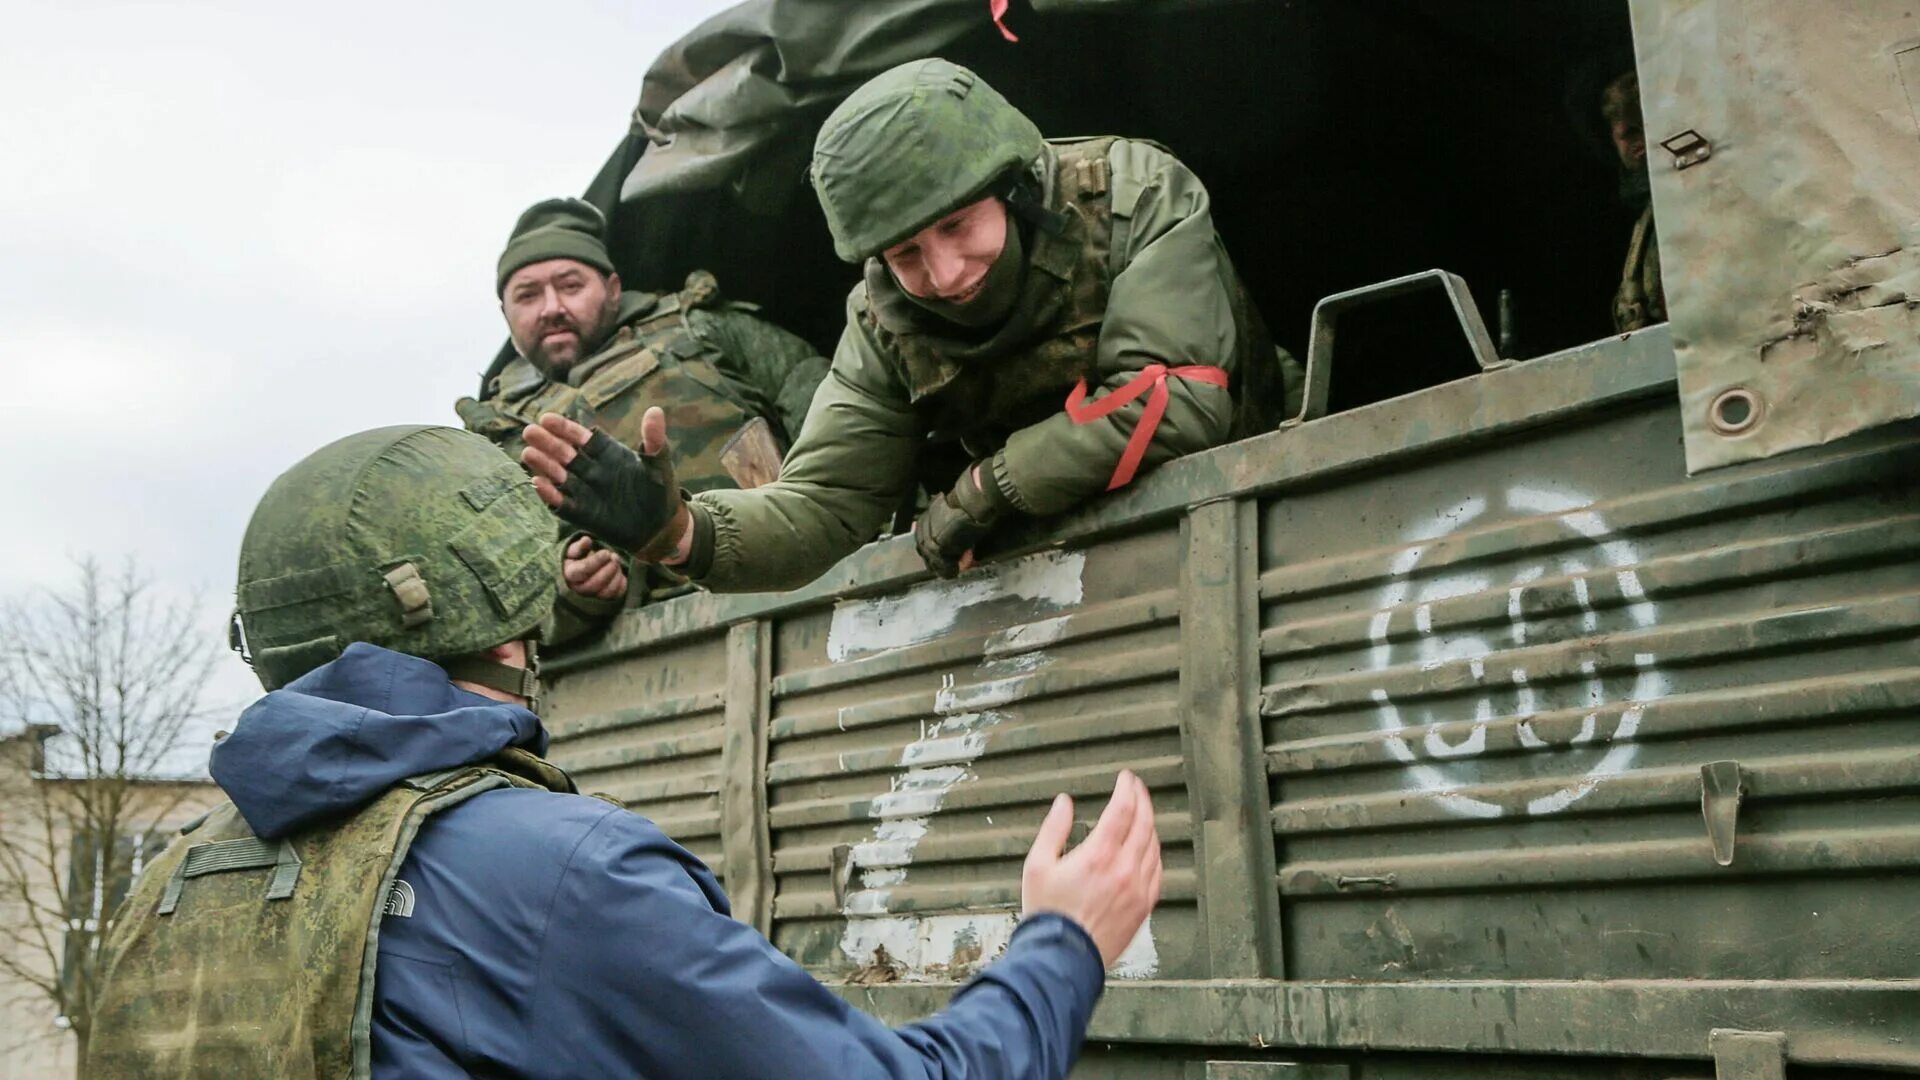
457 273 828 633
1613 204 1668 333
690 137 1299 592
88 751 576 1079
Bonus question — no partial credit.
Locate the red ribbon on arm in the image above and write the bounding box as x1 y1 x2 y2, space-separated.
989 0 1019 41
1064 364 1230 491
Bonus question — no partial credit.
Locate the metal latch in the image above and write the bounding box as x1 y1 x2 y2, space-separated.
1661 129 1713 170
1700 760 1744 867
1710 1029 1786 1080
830 843 855 907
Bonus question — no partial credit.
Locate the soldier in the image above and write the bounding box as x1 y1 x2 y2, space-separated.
88 425 1161 1078
1601 70 1667 332
456 197 829 632
520 59 1302 587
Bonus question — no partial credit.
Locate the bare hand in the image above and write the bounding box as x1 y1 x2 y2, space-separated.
1020 770 1162 968
561 535 627 600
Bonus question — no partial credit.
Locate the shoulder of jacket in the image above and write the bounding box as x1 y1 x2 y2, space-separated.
1107 138 1205 219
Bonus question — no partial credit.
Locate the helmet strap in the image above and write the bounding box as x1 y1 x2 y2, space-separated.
441 650 540 705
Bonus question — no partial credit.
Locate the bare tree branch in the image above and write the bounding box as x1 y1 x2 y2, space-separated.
0 557 220 1067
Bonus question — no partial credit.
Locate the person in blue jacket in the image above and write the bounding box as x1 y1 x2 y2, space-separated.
88 425 1162 1079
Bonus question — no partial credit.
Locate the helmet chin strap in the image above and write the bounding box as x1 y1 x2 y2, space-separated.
441 641 541 708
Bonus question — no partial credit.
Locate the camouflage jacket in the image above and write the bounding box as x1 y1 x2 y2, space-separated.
690 137 1300 592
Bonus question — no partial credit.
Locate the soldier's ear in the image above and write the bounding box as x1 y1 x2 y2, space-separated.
605 270 622 296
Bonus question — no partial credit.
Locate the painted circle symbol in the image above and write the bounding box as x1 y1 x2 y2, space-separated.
1368 486 1668 818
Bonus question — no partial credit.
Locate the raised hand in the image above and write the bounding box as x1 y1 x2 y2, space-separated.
522 409 688 561
1020 770 1163 968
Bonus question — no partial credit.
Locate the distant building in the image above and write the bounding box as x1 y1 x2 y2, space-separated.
0 727 221 1080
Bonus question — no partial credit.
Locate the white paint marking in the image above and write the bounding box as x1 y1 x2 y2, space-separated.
1371 484 1671 819
986 614 1071 657
1108 916 1160 979
827 550 1086 661
838 554 1088 974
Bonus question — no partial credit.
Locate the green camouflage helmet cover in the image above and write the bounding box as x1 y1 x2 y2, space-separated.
235 426 554 690
811 58 1044 262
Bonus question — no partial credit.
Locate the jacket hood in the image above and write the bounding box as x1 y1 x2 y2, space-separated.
210 643 548 839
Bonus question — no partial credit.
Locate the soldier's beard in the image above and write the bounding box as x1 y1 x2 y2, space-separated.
525 293 620 376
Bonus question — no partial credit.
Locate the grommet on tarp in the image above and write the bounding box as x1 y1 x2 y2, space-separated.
1708 387 1764 436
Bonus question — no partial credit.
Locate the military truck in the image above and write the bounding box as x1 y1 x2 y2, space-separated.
526 2 1920 1075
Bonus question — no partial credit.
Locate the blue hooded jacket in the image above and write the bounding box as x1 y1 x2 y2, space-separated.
209 644 1105 1078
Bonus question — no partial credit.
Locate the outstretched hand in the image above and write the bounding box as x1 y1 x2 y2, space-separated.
1021 770 1163 968
521 408 688 561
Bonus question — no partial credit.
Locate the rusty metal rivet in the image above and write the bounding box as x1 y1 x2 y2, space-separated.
1708 387 1763 435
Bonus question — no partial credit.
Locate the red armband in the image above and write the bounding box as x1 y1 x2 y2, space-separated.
1064 364 1230 490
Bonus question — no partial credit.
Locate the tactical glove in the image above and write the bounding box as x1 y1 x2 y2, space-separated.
555 431 688 562
913 463 1016 579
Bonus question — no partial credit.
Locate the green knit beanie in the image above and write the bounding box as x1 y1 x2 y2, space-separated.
496 198 616 295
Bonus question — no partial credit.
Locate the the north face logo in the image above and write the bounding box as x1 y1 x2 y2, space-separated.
383 879 416 918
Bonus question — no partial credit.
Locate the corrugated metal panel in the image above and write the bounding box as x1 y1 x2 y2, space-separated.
543 632 730 875
537 326 1920 1072
1261 398 1920 980
762 529 1197 980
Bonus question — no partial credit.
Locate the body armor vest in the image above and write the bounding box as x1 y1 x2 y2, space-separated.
862 137 1282 472
458 273 765 495
88 750 576 1079
1613 204 1668 333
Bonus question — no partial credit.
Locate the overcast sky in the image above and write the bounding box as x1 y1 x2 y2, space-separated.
0 0 735 735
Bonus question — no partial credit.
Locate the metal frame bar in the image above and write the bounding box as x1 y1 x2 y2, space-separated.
1179 497 1283 977
1290 269 1504 426
830 981 1920 1071
718 620 773 934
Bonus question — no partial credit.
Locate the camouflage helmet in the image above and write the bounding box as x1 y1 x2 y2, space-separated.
234 426 554 691
811 58 1044 262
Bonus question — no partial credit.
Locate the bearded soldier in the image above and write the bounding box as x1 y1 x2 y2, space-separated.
88 425 1161 1077
521 59 1302 585
457 198 829 635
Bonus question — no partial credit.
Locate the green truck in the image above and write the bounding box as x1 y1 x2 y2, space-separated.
531 2 1920 1075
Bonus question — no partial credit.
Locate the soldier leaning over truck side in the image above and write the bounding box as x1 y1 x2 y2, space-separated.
519 58 1305 587
455 197 829 640
89 424 1161 1079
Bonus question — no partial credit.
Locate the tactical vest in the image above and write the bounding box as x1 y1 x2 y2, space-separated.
1613 204 1668 333
88 750 578 1079
863 137 1283 469
457 272 766 496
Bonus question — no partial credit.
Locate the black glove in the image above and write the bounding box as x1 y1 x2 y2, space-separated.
556 431 686 561
913 463 1015 578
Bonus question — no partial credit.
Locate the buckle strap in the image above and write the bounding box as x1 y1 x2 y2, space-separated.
382 563 433 630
